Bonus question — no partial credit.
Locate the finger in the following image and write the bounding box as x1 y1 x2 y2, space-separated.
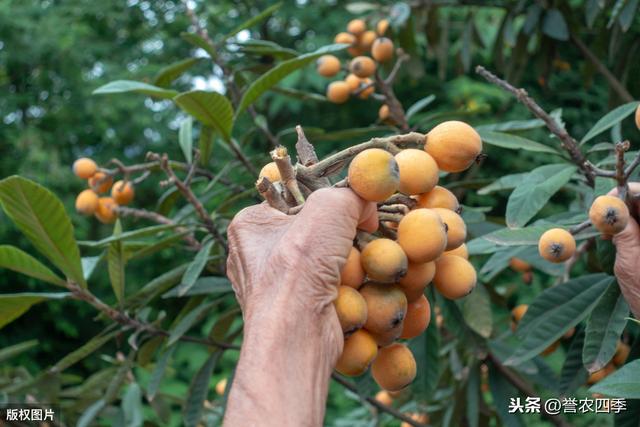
607 182 640 217
357 201 378 233
612 216 640 268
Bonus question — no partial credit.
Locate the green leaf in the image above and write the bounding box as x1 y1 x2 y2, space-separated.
153 57 202 88
488 364 524 427
108 221 126 304
0 176 85 287
590 360 640 398
0 292 69 330
476 118 546 132
236 44 347 116
235 40 299 59
405 95 436 119
77 399 107 427
477 172 529 195
559 327 589 394
163 276 232 298
0 339 38 364
180 32 217 58
184 352 221 427
583 281 629 372
174 91 234 141
179 116 194 163
506 274 613 366
167 301 217 346
542 9 569 40
175 240 215 297
0 245 66 287
466 364 480 427
198 126 215 166
93 80 178 100
581 101 640 144
147 345 177 400
124 263 191 310
209 308 239 342
506 164 576 228
410 292 440 399
618 0 639 31
122 383 144 427
478 130 560 154
585 0 603 28
79 224 178 248
222 2 282 41
50 329 119 373
82 255 102 280
461 283 492 338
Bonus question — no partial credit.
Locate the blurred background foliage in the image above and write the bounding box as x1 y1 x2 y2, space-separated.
0 0 639 425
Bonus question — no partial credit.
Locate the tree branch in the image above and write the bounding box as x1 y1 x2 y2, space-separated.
475 66 594 186
114 206 201 249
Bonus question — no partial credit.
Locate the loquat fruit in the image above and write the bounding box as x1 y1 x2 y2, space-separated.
587 364 615 385
538 228 576 263
414 185 459 211
398 261 435 302
75 189 99 216
636 104 640 130
349 56 376 78
400 294 431 339
394 149 439 196
509 257 531 273
259 161 281 183
348 148 400 202
433 207 466 251
433 255 476 299
374 390 394 406
444 243 468 259
359 30 377 51
425 121 482 172
401 413 430 427
371 343 417 391
340 247 365 288
359 283 408 336
357 78 375 99
335 32 356 45
335 329 378 376
215 378 228 396
372 37 394 62
73 157 97 179
378 104 390 121
345 73 362 91
376 19 389 36
316 54 341 77
111 180 135 206
397 208 447 263
347 18 366 35
334 286 368 335
361 238 408 283
95 197 118 224
613 341 630 366
88 172 113 193
369 326 403 347
589 195 630 235
327 81 351 104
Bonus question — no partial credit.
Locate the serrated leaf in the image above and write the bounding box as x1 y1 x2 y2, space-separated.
478 173 529 195
461 283 492 338
184 352 221 427
179 116 194 163
147 345 177 400
559 327 589 394
0 293 69 330
93 80 178 100
154 57 201 88
506 164 576 228
581 101 640 144
50 329 119 373
223 2 282 41
180 32 217 58
506 274 612 366
0 176 85 287
167 301 216 346
174 91 234 141
478 130 560 154
236 44 347 116
583 281 629 372
175 240 215 297
0 245 66 287
542 9 569 40
0 339 38 364
590 360 640 398
406 95 436 119
163 276 231 298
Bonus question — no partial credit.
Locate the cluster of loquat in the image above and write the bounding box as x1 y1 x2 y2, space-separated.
72 158 135 223
315 18 396 120
259 120 483 394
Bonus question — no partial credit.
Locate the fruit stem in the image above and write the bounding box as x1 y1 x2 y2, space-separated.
271 145 306 206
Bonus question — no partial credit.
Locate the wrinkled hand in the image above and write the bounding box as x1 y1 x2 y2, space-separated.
608 183 640 318
226 187 377 356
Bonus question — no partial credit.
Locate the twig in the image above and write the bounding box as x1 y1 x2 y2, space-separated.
569 220 592 235
584 161 616 178
249 105 279 147
271 146 305 205
294 125 320 166
475 66 594 186
562 239 594 282
378 212 404 223
184 150 201 187
378 204 410 214
380 193 417 209
570 35 634 103
114 206 201 249
615 141 630 200
330 373 427 427
256 176 289 213
487 353 571 427
375 49 410 131
624 151 640 180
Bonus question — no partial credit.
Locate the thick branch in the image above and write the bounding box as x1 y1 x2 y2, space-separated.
475 66 594 186
570 35 633 103
331 373 427 427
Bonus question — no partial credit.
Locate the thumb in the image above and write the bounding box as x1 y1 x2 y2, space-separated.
612 216 640 281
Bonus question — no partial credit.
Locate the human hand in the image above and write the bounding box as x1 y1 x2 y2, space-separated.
608 183 640 318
